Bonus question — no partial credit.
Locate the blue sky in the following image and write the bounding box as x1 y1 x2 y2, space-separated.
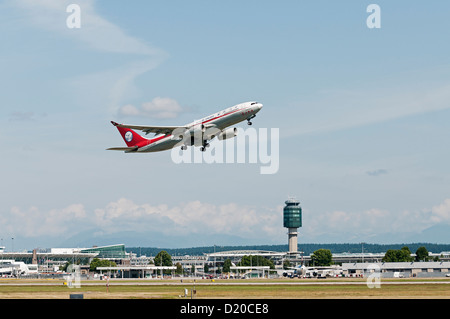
1 1 450 250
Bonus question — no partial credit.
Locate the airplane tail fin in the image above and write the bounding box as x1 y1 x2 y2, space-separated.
111 121 149 147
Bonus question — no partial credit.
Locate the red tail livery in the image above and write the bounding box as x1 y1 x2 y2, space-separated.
111 121 149 147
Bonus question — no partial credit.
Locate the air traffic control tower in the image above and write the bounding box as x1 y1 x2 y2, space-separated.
283 198 302 255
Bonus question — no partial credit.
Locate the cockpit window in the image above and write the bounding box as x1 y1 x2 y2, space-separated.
251 102 258 105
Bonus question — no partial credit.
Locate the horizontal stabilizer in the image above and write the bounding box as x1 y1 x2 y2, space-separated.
113 122 188 135
106 146 138 152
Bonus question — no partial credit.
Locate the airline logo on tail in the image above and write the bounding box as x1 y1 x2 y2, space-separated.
107 121 154 152
124 131 133 142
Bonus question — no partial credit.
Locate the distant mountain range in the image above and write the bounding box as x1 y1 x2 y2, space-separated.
55 224 450 249
126 242 450 257
10 223 450 252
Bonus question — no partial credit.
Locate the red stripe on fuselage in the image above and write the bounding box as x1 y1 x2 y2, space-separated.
192 107 245 126
142 107 248 148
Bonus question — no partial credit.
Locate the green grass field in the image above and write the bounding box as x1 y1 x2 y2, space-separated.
0 278 449 299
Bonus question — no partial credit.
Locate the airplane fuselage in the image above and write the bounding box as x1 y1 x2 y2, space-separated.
110 101 263 153
189 101 262 131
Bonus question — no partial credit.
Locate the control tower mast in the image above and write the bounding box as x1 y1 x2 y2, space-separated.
283 198 302 255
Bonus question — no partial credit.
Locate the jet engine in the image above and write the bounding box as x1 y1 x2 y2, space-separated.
218 127 238 140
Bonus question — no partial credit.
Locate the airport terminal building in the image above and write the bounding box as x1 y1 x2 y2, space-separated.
2 244 450 278
0 244 127 276
343 261 450 278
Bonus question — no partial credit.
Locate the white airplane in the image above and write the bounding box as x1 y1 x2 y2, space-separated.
107 101 263 153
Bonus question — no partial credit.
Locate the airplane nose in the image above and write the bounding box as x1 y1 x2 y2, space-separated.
257 103 263 111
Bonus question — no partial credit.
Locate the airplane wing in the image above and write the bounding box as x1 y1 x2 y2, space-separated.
106 146 138 152
111 121 189 135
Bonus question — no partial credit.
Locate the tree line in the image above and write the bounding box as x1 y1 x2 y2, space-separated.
68 244 441 273
382 246 437 262
128 243 450 257
303 245 439 266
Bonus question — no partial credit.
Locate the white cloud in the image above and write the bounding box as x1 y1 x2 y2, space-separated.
11 0 168 111
430 199 450 224
5 198 450 246
366 169 388 177
3 199 282 244
6 204 86 237
93 198 280 238
8 111 35 121
119 97 184 119
12 0 162 56
303 198 450 241
283 80 450 138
